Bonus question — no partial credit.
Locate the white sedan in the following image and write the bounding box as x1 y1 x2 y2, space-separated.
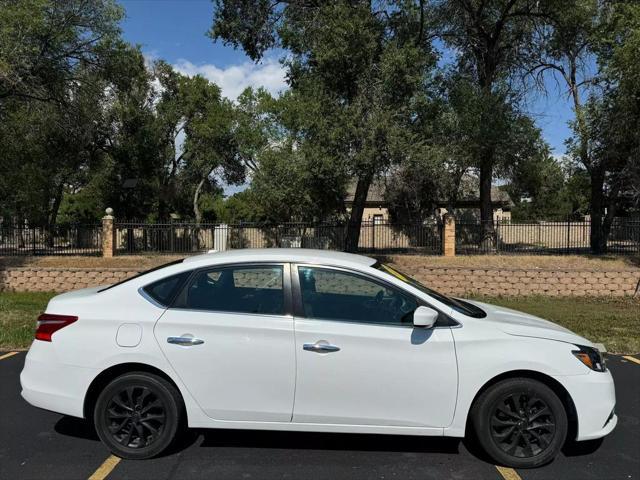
20 249 616 467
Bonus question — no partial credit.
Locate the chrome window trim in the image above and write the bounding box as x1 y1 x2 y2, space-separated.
163 307 293 320
138 286 167 309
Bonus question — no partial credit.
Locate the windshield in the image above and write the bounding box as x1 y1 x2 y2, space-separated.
374 263 486 318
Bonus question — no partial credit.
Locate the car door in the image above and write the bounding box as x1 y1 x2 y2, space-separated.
291 264 458 428
154 263 296 422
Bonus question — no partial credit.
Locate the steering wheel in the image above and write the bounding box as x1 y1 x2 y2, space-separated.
383 293 413 323
364 289 384 309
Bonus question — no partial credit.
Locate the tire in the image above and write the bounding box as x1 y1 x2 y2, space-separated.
471 378 568 468
94 372 183 460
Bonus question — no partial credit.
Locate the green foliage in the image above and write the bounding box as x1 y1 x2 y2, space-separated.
0 0 124 102
251 144 347 223
0 1 246 225
212 190 258 224
0 0 135 224
594 1 640 213
433 0 548 229
211 1 436 247
532 0 640 251
0 291 57 349
218 87 349 223
0 0 638 241
506 154 575 221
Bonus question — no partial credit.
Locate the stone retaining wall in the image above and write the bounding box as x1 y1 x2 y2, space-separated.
1 265 638 296
0 268 139 292
402 267 640 297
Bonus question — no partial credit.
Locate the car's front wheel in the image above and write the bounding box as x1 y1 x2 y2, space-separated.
94 372 183 460
471 378 568 468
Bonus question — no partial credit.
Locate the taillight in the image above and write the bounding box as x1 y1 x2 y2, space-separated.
35 314 78 342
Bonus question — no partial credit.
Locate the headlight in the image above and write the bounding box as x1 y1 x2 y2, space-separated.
572 345 606 372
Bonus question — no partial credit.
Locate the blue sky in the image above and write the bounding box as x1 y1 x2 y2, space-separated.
120 0 574 155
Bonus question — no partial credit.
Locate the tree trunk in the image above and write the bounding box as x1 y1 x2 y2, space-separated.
602 204 616 252
193 177 206 226
590 167 620 255
158 188 169 220
479 157 495 250
344 172 373 252
45 182 64 248
589 169 606 254
191 177 207 251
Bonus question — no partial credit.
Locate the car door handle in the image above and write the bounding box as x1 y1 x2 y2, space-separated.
303 342 340 353
167 336 204 346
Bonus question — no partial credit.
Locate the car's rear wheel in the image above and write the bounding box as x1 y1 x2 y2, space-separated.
471 378 568 468
94 372 182 460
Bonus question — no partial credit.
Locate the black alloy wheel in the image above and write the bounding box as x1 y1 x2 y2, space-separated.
105 385 167 449
471 378 568 468
490 392 556 458
94 373 183 459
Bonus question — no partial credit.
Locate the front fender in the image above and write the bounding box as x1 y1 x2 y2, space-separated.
445 327 586 437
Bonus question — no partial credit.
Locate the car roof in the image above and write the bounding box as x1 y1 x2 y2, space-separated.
182 248 376 269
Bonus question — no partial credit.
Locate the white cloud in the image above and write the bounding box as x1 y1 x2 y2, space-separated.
552 152 567 163
173 57 287 100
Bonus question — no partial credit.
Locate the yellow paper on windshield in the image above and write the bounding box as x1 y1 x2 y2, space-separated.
381 264 409 283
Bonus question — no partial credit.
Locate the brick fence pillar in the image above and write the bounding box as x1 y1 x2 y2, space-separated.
442 214 456 257
102 208 116 258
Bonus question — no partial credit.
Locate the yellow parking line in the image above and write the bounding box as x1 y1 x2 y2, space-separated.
88 455 121 480
0 352 19 361
496 466 522 480
623 355 640 365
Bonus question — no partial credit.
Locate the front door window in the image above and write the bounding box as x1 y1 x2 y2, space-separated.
297 266 417 325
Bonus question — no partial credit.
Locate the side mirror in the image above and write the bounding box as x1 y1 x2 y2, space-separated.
413 306 438 329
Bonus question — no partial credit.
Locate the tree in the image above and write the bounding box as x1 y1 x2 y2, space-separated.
505 152 572 221
385 72 550 224
178 75 243 226
531 0 640 252
233 87 281 176
210 0 435 251
435 0 546 246
0 50 134 227
384 75 476 223
213 190 260 224
96 59 244 223
94 49 165 220
595 1 640 216
0 0 124 104
0 0 131 227
227 87 350 223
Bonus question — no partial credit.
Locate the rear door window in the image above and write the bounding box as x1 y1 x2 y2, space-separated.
176 265 285 315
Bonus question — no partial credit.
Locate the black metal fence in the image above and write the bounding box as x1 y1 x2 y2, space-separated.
114 220 443 255
0 223 102 256
457 219 640 255
1 218 638 257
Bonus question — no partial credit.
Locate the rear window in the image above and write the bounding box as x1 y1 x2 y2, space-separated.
142 271 191 307
98 259 185 293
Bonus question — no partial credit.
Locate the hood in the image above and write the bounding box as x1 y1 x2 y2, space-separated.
464 299 593 347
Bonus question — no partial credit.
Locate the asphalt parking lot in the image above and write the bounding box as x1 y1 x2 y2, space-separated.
0 351 638 480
